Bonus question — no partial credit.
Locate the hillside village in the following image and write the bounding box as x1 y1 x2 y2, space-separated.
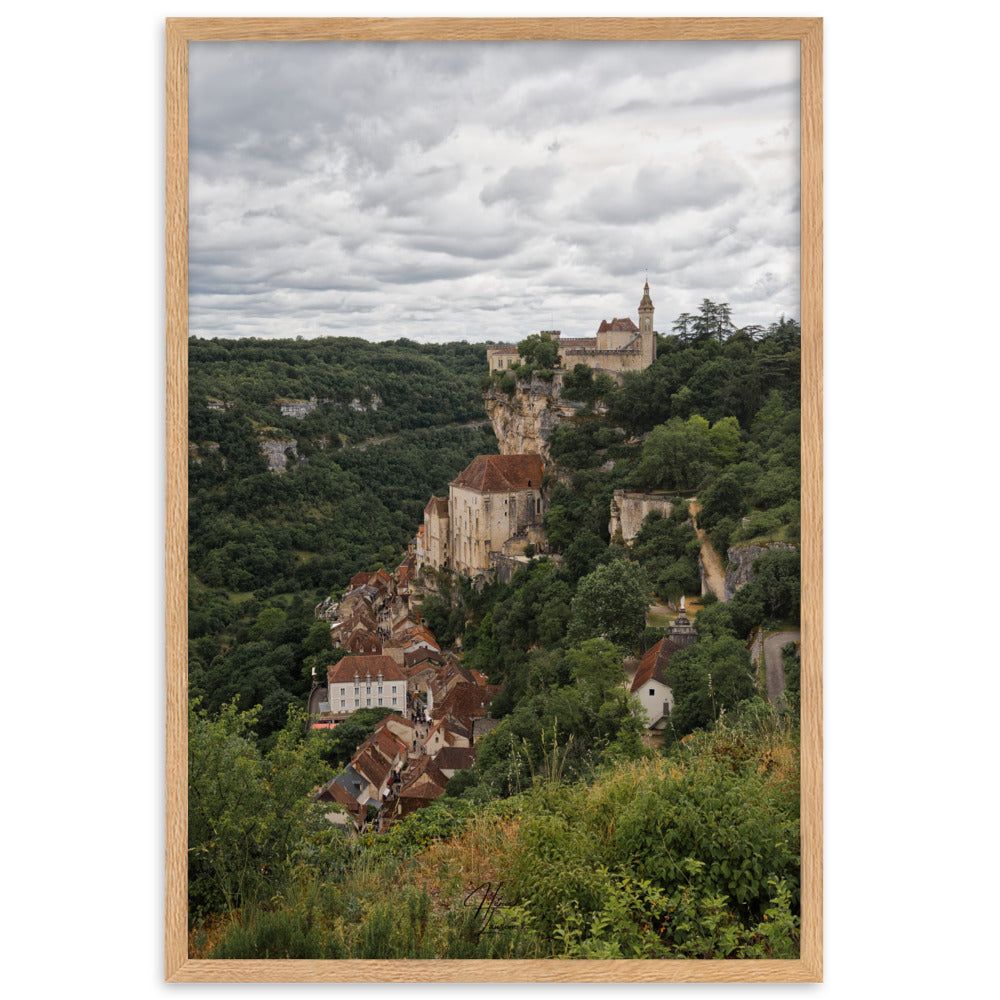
303 281 794 834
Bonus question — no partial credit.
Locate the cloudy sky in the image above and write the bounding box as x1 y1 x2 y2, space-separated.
189 41 800 343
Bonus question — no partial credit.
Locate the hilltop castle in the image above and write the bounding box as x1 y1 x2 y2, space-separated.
486 280 657 377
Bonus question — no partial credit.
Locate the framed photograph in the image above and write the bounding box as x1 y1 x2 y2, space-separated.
167 17 822 983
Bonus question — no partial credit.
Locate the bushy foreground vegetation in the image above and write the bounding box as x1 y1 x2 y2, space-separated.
191 699 799 960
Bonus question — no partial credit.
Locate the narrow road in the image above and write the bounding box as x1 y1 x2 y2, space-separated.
763 630 800 704
355 419 492 452
689 500 726 600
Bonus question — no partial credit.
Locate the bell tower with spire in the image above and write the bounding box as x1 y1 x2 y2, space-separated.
638 278 655 367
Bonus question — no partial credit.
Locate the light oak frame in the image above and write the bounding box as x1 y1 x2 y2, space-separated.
166 16 822 983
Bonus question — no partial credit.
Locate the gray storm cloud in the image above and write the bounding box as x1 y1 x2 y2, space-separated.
189 40 800 342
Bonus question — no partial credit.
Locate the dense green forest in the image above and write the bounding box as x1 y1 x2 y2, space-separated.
188 337 498 741
188 303 804 959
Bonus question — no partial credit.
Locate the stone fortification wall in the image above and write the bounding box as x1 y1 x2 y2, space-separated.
609 490 677 544
559 347 645 374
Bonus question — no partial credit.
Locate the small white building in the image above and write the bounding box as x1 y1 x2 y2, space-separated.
630 605 697 729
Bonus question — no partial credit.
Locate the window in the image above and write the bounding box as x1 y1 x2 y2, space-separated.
392 685 397 693
340 700 345 709
649 688 656 696
366 698 371 707
340 687 345 696
378 686 383 694
355 699 359 707
392 698 397 705
378 698 383 706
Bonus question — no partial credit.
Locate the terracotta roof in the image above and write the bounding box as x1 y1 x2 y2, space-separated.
370 727 407 761
452 453 545 493
398 757 449 799
379 713 415 733
434 746 476 771
345 632 381 655
327 655 408 685
630 638 684 693
352 746 392 790
436 682 501 725
316 780 367 823
350 571 374 589
404 647 445 671
598 317 639 333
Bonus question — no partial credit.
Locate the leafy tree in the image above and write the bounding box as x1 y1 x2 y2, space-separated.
666 635 757 740
517 332 560 371
188 700 332 918
707 416 743 467
566 559 650 652
698 472 747 531
470 639 645 797
632 416 711 490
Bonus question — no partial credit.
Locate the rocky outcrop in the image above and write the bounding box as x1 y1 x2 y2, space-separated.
609 490 676 545
349 394 382 412
279 397 319 418
724 542 797 601
260 438 297 473
484 378 604 461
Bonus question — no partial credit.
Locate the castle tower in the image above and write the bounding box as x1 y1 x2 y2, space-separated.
638 279 656 367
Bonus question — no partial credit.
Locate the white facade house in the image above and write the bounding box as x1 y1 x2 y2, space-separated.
326 654 409 717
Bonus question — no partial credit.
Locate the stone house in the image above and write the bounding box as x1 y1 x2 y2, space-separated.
417 496 450 570
444 453 546 577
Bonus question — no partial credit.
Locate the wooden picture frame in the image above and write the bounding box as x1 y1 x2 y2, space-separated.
166 16 822 983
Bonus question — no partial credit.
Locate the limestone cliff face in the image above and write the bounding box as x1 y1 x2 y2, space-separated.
724 542 797 601
484 379 604 461
260 438 297 473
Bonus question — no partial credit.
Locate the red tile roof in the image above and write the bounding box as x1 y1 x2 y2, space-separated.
630 638 684 693
598 317 639 333
316 780 366 824
404 647 445 671
378 713 415 733
327 654 408 685
370 726 407 761
424 495 449 518
436 682 501 725
352 746 392 790
452 454 545 493
398 757 449 800
433 746 476 771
